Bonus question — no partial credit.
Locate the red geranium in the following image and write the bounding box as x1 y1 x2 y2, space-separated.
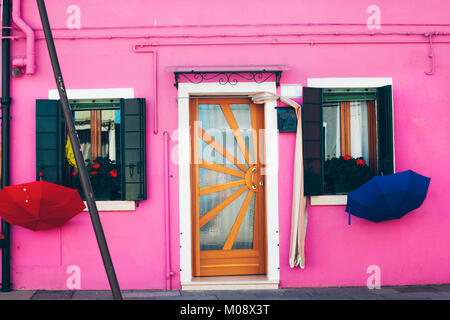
343 155 351 160
72 171 78 176
91 171 98 175
110 170 118 178
356 159 366 166
92 163 100 169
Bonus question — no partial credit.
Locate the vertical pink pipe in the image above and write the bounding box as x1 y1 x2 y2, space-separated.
153 50 158 134
163 131 173 290
11 0 35 74
132 46 158 134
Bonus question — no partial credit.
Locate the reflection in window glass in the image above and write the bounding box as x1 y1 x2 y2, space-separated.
349 101 369 164
72 108 122 200
323 103 341 160
74 109 121 163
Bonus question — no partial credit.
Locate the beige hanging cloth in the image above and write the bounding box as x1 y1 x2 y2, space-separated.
248 92 308 268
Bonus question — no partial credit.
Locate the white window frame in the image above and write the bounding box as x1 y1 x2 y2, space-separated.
177 82 280 284
307 78 394 206
47 88 136 211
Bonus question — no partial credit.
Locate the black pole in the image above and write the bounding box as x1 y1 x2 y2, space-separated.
1 0 12 293
36 0 122 300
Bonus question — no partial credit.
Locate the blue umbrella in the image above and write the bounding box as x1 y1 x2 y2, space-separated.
346 170 431 224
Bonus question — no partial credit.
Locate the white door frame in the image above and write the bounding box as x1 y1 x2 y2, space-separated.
177 81 280 283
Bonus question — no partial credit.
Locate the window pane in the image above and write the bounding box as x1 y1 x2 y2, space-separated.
74 110 92 162
323 103 340 160
73 108 121 200
101 109 119 162
323 100 373 195
350 101 369 165
74 109 121 163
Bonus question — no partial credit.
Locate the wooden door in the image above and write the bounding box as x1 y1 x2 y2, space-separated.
190 97 266 277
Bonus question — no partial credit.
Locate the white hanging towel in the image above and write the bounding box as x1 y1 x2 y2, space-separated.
248 92 308 268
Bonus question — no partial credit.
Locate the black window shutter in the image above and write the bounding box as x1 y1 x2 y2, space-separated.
120 98 147 200
376 85 394 175
302 87 324 195
36 99 65 184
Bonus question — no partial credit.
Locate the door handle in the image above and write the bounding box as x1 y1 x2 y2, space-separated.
251 167 257 190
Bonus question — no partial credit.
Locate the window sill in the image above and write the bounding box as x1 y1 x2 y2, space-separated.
310 195 347 206
82 201 136 212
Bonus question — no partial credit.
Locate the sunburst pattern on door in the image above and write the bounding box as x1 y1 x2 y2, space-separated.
190 98 266 277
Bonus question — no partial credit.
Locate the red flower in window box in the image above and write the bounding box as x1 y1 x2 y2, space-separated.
71 156 120 200
72 171 78 176
324 156 372 194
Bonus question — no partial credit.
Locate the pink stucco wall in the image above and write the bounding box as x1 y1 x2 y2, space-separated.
1 0 449 290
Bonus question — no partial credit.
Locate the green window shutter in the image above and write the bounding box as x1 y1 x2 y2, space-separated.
302 87 324 195
36 99 65 184
376 85 394 175
120 98 147 200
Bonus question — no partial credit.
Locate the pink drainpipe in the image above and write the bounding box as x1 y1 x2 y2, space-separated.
163 131 174 290
131 46 158 134
12 0 35 74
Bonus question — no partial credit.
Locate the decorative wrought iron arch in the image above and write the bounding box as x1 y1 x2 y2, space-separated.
168 65 289 89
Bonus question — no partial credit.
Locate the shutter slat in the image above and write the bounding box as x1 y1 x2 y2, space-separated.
376 85 394 175
36 100 65 184
302 87 324 195
120 98 147 200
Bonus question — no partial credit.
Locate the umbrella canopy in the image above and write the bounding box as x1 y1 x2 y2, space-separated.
0 180 85 231
346 170 430 223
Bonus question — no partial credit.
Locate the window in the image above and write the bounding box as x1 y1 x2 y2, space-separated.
302 86 394 195
36 98 147 201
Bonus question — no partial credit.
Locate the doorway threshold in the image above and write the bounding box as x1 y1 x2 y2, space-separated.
181 275 279 291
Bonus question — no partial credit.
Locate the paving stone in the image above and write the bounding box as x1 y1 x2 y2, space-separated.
210 290 262 300
181 290 222 297
258 289 311 300
0 290 36 300
430 284 450 292
123 290 181 299
71 290 113 300
427 293 450 300
376 291 443 300
31 290 74 300
393 285 440 293
154 295 218 300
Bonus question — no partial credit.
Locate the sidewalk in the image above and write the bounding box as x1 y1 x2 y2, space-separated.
0 284 449 300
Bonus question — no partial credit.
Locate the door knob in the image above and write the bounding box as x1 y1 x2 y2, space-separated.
251 167 257 190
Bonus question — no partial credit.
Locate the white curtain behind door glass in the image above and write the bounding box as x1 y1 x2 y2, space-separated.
350 101 369 164
198 104 255 251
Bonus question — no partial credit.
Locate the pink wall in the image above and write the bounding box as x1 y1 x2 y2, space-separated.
1 0 449 290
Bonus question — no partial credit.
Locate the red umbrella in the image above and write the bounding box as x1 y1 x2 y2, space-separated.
0 180 86 231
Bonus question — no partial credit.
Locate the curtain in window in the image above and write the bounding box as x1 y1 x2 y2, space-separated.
349 101 369 165
323 103 341 160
